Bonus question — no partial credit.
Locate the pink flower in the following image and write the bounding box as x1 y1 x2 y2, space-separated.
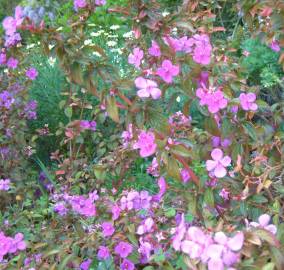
219 188 230 200
239 93 258 111
128 47 144 69
135 77 161 99
206 148 231 178
148 40 161 57
26 67 38 80
114 241 133 258
101 222 115 237
97 246 110 260
146 157 159 177
157 59 179 84
249 214 277 234
95 0 106 6
74 0 87 9
111 204 121 220
180 169 190 183
192 34 212 65
7 57 18 69
133 131 157 158
120 259 134 270
137 217 154 235
196 87 228 114
10 233 26 253
2 6 23 36
270 40 280 52
153 176 166 201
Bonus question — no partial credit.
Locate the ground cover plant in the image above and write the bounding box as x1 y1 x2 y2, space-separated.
0 0 284 269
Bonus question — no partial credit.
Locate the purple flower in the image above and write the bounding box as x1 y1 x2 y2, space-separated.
137 217 154 235
153 176 166 201
146 157 159 177
54 202 68 216
120 259 135 270
70 196 96 217
239 93 258 111
219 188 230 201
5 33 21 48
26 67 38 80
97 246 110 260
0 91 15 109
74 0 87 9
270 40 280 52
111 204 121 220
101 222 115 237
135 77 161 99
0 179 10 191
133 131 157 158
80 259 92 270
2 6 23 36
80 120 96 131
148 40 161 57
9 233 26 253
114 241 133 258
128 47 144 69
7 57 18 69
157 59 179 84
206 148 231 178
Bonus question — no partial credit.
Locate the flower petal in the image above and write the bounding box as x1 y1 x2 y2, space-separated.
214 164 227 178
211 148 223 161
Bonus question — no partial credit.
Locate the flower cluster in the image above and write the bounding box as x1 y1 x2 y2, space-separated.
0 179 11 191
53 191 98 217
0 231 26 262
196 86 228 114
80 120 97 131
172 214 243 270
239 92 258 111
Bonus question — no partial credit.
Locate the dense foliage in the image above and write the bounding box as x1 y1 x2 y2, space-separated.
0 0 283 269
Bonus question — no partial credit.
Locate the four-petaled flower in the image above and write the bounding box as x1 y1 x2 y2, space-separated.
148 40 161 57
101 222 115 237
74 0 87 10
239 93 258 111
249 214 277 235
157 60 179 84
128 47 144 69
206 148 231 178
97 246 110 260
120 259 135 270
133 131 157 158
135 77 161 99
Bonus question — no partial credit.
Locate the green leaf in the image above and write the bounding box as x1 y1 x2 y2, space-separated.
64 107 73 118
165 208 176 218
243 121 257 141
204 188 215 207
262 262 275 270
166 156 181 181
106 96 119 123
171 145 192 158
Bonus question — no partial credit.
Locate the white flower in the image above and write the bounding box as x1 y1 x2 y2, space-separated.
27 43 36 49
110 25 120 30
162 11 170 17
48 44 55 50
93 51 102 57
176 96 181 102
84 39 93 46
107 40 117 47
123 31 134 39
90 32 101 37
48 57 56 66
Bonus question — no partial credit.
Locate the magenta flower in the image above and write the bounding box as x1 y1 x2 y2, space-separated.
249 214 277 235
239 93 258 111
53 202 68 216
26 67 38 80
148 40 161 57
0 53 6 65
7 57 18 69
111 204 121 220
153 176 166 201
133 131 157 158
135 77 161 99
196 88 228 114
180 169 190 183
270 40 280 52
97 246 110 260
74 0 87 9
95 0 106 5
206 148 231 178
70 196 96 217
120 259 134 270
101 222 115 237
192 34 212 65
0 179 10 191
114 241 133 258
80 259 91 270
157 60 179 84
128 47 144 69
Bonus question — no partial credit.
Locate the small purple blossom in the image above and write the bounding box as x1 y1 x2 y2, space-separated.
128 47 144 69
239 93 258 111
26 67 38 80
157 59 179 84
80 258 91 270
120 259 135 270
114 241 133 258
101 222 115 237
7 57 18 69
97 246 110 260
0 179 11 191
148 40 161 57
